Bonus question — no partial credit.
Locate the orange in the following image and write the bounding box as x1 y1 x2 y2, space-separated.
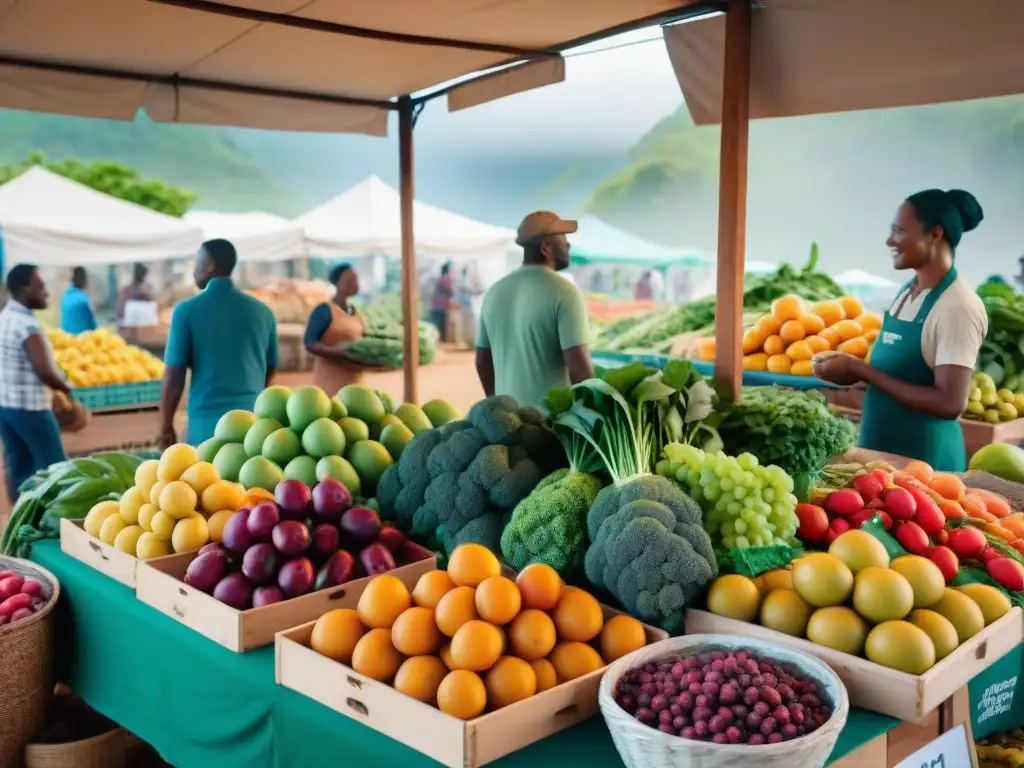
903 460 934 485
696 337 717 362
549 641 605 682
310 608 365 663
440 643 456 669
392 606 442 655
201 480 245 514
755 315 782 336
447 543 501 587
742 327 767 354
864 329 879 343
508 609 557 661
834 319 863 341
930 474 966 502
805 335 831 354
838 296 864 319
762 335 786 356
244 487 275 506
798 313 826 335
412 570 456 609
766 354 792 374
819 327 842 348
486 656 537 709
785 340 812 362
530 659 558 692
779 320 806 343
837 337 869 358
435 586 479 636
743 354 769 372
600 615 647 662
552 586 603 642
450 620 503 672
475 576 522 625
858 312 883 331
771 295 805 323
351 628 402 682
356 574 412 629
437 670 487 720
790 360 814 376
394 655 449 704
810 300 846 326
516 563 563 611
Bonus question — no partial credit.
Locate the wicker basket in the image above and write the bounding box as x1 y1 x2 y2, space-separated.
598 634 849 768
24 726 141 768
0 558 60 768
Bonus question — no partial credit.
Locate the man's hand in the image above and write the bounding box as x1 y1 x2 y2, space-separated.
812 352 864 387
158 424 177 450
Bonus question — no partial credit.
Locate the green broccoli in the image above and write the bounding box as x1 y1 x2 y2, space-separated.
439 511 509 556
500 469 602 577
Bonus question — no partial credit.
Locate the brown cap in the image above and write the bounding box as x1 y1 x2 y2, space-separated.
515 211 578 246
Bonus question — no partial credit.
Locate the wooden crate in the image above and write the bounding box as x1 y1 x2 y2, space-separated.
685 607 1024 723
59 518 139 588
276 593 668 767
136 543 435 652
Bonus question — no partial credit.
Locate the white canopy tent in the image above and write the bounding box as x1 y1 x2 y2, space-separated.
0 166 203 267
184 210 306 263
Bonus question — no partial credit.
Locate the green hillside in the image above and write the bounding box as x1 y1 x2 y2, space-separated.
0 109 306 214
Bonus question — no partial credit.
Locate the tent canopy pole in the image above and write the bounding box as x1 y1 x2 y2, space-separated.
712 0 751 402
399 96 420 404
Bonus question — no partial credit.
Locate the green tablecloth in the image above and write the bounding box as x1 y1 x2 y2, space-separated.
30 540 898 767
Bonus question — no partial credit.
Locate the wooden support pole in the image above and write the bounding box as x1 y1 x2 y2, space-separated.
398 96 420 405
713 0 752 401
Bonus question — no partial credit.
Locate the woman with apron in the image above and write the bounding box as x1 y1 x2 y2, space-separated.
304 264 367 395
813 189 987 472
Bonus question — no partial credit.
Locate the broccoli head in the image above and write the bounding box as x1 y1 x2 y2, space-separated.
500 469 602 577
587 474 702 542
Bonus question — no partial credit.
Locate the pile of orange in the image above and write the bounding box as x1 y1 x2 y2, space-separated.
308 543 650 720
698 294 882 375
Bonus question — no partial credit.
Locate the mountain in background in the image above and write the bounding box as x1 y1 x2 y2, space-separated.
578 95 1024 283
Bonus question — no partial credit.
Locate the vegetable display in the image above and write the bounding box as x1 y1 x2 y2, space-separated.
1 452 143 557
354 300 438 368
975 279 1024 390
376 395 567 557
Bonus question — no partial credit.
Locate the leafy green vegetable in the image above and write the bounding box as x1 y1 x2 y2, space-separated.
975 279 1024 388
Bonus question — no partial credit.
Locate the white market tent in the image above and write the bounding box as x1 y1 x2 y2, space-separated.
0 166 203 267
184 210 306 262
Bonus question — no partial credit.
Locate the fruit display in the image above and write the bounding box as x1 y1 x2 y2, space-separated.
964 372 1024 423
728 293 881 376
594 245 844 355
705 531 1014 674
0 570 50 627
971 443 1024 485
201 382 461 498
304 544 656 719
611 646 837 744
976 729 1024 767
47 327 165 387
1 452 143 557
80 443 250 560
244 278 332 325
185 477 423 609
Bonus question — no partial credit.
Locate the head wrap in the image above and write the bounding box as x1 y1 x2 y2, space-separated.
906 189 984 249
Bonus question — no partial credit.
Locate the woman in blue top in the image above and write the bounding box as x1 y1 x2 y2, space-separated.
813 189 987 472
60 267 97 334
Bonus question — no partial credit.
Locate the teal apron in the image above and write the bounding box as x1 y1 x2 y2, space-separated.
859 268 966 472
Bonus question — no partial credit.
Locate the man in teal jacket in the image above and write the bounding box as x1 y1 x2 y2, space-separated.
159 239 278 447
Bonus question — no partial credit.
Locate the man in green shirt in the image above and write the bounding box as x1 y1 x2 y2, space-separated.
476 211 594 409
159 239 278 447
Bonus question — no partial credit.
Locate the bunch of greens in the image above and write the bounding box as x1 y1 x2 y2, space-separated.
717 386 856 499
2 452 143 557
975 280 1024 389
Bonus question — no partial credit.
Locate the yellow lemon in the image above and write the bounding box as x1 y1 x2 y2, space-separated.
201 480 246 514
114 524 145 556
179 461 220 496
136 532 173 560
206 510 235 543
99 514 128 546
150 510 177 540
171 515 209 553
84 500 120 538
159 481 198 520
158 443 200 482
134 460 159 499
137 503 158 532
118 486 146 525
149 480 168 507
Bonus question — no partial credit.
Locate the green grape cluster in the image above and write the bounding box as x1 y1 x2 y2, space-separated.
657 443 799 549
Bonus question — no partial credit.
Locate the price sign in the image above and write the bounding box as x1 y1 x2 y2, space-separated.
894 723 975 768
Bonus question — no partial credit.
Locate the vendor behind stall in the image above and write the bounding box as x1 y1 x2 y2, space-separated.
159 240 278 447
60 267 97 334
813 189 987 471
304 263 367 395
116 262 157 327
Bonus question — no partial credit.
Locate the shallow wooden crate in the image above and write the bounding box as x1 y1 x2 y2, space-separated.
136 542 435 652
60 518 139 588
685 607 1023 723
276 593 667 768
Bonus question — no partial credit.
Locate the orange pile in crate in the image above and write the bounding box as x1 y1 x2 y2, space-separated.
306 543 652 719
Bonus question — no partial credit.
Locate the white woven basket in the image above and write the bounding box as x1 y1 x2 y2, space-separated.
598 634 849 768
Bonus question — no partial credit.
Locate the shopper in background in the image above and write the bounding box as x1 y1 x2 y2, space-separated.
0 265 69 502
117 262 157 326
60 266 97 334
476 211 594 410
304 263 369 394
634 270 653 300
430 262 455 341
455 264 484 347
159 239 278 447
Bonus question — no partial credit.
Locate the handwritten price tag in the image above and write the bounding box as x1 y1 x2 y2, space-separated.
894 723 974 768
